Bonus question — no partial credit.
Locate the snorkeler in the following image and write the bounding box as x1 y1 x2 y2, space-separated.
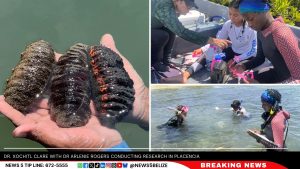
231 100 250 118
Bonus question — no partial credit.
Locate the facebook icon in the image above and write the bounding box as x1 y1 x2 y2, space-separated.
83 163 89 168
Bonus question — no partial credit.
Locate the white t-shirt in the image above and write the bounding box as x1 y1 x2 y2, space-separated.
217 20 257 62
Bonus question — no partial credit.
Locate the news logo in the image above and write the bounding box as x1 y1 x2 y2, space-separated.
77 162 128 168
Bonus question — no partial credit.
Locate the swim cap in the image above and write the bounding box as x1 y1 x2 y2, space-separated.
239 0 270 14
261 89 281 105
181 105 189 113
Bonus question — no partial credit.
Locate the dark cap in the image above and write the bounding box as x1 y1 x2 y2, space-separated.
184 0 199 9
231 100 241 109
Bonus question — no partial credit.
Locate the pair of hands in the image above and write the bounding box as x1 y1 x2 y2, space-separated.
0 34 149 151
227 60 257 84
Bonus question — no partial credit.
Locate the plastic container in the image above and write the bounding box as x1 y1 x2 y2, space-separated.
210 53 226 72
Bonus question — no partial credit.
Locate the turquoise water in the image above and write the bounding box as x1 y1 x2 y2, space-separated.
0 0 149 151
151 85 300 151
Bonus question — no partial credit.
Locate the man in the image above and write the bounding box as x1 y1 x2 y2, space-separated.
151 0 231 71
234 0 300 83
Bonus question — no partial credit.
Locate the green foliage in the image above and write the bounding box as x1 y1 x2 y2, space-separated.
271 0 300 26
296 11 300 22
290 0 300 10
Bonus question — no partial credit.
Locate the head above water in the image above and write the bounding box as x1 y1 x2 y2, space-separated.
231 100 241 110
228 0 244 27
238 0 273 31
261 89 281 112
173 0 198 15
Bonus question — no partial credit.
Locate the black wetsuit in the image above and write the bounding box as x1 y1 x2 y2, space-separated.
244 32 291 83
166 115 183 127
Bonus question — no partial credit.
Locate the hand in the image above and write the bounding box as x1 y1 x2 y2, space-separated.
55 34 149 130
227 59 236 69
253 129 261 134
233 63 246 74
0 96 122 151
100 34 149 130
192 48 203 57
233 55 241 63
242 76 259 84
208 38 231 49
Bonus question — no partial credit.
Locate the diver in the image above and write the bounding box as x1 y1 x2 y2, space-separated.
248 89 290 151
230 100 250 118
159 105 189 128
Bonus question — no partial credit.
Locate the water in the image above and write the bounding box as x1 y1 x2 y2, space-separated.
0 0 149 151
151 85 300 151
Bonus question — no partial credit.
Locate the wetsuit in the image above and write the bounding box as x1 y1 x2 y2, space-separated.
243 17 300 83
166 115 184 127
262 110 290 151
151 0 217 66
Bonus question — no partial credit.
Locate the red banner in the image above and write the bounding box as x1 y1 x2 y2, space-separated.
176 161 287 169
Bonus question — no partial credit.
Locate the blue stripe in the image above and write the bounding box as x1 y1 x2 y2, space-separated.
246 39 257 57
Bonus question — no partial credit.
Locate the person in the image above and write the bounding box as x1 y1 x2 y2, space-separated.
160 0 257 83
234 0 300 83
151 0 231 72
0 34 149 152
248 89 290 151
230 100 250 118
165 105 189 127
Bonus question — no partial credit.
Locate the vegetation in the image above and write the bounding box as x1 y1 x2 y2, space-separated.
208 0 300 26
271 0 300 26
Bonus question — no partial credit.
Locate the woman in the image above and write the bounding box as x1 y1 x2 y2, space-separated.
234 0 300 83
151 0 231 72
165 105 189 127
249 89 290 151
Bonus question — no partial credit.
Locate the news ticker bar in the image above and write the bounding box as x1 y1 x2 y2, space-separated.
0 152 296 161
0 161 288 169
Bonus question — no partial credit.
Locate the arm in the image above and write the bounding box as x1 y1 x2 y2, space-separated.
273 26 300 80
243 37 265 70
236 30 257 62
271 117 286 149
154 4 210 45
175 110 182 115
